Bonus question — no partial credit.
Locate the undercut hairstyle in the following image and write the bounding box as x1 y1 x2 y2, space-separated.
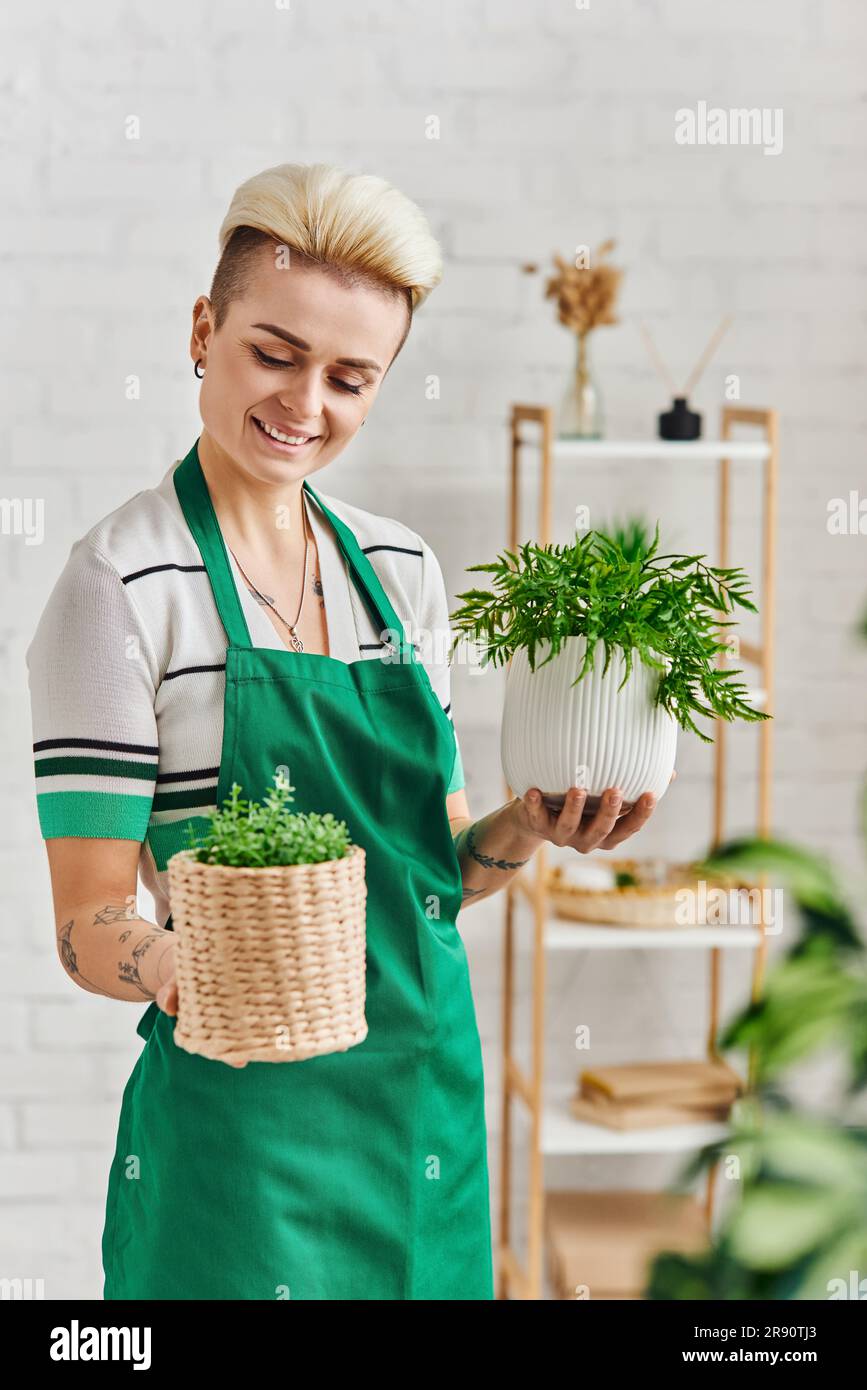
208 162 444 370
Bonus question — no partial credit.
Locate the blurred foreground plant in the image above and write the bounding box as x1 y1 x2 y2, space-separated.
646 632 867 1299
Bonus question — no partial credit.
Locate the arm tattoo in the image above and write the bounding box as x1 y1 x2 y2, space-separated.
58 906 170 1000
56 918 111 996
118 932 164 998
93 903 134 925
95 901 162 997
455 822 529 872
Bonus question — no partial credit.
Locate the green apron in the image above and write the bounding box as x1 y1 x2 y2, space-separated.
101 439 494 1300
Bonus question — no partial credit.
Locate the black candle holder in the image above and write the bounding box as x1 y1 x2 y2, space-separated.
659 397 702 440
639 316 733 445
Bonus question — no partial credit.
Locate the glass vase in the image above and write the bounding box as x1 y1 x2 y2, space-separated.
557 334 604 439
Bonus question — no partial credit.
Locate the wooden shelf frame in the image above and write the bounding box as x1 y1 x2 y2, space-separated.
497 404 779 1301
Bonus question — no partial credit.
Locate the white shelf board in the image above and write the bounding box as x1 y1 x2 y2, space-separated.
543 439 770 461
513 889 764 950
542 918 763 951
542 1084 731 1156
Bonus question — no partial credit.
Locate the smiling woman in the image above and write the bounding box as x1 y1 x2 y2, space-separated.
28 158 668 1303
26 160 507 1302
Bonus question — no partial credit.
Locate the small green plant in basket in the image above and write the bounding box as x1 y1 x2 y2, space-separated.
184 770 353 868
169 770 366 1067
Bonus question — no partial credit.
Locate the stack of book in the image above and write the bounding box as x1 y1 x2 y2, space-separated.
570 1058 744 1130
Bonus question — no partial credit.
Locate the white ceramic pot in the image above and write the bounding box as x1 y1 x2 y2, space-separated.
501 636 677 815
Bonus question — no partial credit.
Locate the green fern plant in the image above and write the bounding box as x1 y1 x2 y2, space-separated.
449 522 770 744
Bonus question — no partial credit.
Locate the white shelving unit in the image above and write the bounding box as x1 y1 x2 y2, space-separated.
497 404 779 1301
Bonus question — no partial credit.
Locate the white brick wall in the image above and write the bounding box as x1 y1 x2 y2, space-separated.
3 0 866 1299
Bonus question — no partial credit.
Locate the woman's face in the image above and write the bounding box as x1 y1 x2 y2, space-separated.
190 251 408 486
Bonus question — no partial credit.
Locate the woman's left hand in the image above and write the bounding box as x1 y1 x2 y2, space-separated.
513 772 676 854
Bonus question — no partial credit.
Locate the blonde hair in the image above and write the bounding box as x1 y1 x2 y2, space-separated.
209 162 443 362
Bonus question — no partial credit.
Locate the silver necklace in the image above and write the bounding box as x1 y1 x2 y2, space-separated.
228 495 311 653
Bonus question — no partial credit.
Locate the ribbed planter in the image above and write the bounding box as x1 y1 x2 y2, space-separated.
166 844 368 1068
501 636 677 815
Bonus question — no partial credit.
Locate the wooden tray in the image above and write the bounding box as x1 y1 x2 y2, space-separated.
547 856 756 929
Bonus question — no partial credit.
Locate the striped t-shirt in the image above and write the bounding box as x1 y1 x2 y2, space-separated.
25 452 465 928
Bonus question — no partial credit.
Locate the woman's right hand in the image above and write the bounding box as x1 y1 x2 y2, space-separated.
155 948 178 1015
155 951 248 1069
156 979 178 1014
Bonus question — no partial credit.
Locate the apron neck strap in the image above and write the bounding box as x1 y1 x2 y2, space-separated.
301 479 412 656
173 439 414 657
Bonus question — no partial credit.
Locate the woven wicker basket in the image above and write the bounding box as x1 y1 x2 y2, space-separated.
547 856 756 929
166 844 367 1067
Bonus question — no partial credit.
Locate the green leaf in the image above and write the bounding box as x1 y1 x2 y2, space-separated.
448 523 767 741
698 836 850 918
728 1184 856 1270
758 1118 865 1190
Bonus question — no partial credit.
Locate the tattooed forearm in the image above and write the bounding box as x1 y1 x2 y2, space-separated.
55 906 174 1002
456 823 529 872
452 803 542 908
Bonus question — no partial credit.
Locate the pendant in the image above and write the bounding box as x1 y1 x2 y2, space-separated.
288 627 304 653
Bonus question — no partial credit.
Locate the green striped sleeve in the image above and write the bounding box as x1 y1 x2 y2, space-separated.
33 740 158 840
26 536 160 842
36 789 154 840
